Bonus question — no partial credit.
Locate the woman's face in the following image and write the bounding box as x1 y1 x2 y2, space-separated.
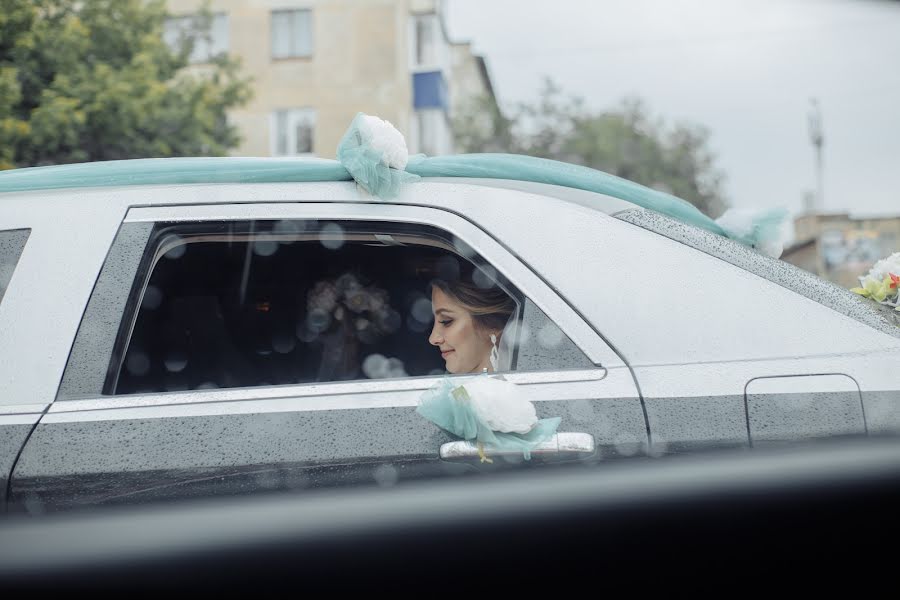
429 286 493 374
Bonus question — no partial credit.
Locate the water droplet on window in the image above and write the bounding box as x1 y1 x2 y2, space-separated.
411 298 433 324
274 219 306 243
164 351 188 373
406 313 428 333
362 353 389 379
373 464 399 487
374 308 401 334
308 281 338 312
451 236 477 259
272 332 296 354
253 239 278 257
386 357 407 378
320 223 345 250
614 435 641 457
126 352 151 377
518 323 532 345
164 242 187 260
254 470 281 489
537 324 564 348
141 285 163 310
472 265 498 289
307 308 331 333
648 438 669 458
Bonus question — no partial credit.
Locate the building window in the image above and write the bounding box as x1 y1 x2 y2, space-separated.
415 109 451 156
413 15 436 67
163 13 229 63
272 109 315 156
271 9 313 59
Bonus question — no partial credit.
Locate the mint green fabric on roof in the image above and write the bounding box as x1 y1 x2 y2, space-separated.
0 157 352 194
405 153 728 236
0 152 727 237
337 112 420 199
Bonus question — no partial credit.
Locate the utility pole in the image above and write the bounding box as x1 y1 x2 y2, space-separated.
808 98 824 212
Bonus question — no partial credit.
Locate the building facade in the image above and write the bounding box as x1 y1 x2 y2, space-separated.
782 212 900 288
164 0 497 159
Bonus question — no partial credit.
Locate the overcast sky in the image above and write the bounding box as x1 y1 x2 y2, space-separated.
444 0 900 218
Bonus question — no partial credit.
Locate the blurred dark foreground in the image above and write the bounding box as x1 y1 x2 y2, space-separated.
2 436 899 593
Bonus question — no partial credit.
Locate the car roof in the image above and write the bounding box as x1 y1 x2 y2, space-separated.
0 154 719 227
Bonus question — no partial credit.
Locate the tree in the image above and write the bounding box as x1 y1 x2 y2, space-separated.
453 78 727 217
0 0 252 169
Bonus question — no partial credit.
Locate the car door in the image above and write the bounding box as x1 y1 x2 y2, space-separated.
610 209 886 451
406 186 890 455
9 195 646 514
0 227 39 509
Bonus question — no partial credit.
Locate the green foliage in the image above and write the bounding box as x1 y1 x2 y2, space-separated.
454 78 727 217
0 0 252 169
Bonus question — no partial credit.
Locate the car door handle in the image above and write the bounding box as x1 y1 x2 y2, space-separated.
439 432 596 462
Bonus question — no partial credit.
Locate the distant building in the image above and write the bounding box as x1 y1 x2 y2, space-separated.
782 212 900 288
163 0 497 158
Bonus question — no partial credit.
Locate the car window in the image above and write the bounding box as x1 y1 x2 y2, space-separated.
0 229 30 306
58 218 592 399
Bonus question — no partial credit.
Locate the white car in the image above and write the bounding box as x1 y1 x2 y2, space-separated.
1 156 898 514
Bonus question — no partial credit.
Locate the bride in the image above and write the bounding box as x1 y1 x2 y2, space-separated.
428 265 516 374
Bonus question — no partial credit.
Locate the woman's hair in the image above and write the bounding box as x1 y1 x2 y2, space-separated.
430 262 516 333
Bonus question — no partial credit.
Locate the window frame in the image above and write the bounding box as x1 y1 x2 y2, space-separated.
408 13 447 72
109 220 532 395
56 201 613 403
270 8 314 60
163 12 230 64
413 109 452 156
270 108 316 156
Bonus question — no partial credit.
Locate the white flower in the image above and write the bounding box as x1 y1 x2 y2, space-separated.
863 252 900 283
714 207 787 258
756 239 783 259
462 376 538 434
335 273 361 294
307 281 337 313
714 208 758 240
345 288 370 313
359 114 409 170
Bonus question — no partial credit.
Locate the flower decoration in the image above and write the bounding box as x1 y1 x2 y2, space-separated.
417 374 561 462
850 252 900 311
300 272 404 380
303 272 402 342
714 207 788 258
336 112 419 199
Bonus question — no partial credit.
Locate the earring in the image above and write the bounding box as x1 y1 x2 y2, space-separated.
489 333 500 372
